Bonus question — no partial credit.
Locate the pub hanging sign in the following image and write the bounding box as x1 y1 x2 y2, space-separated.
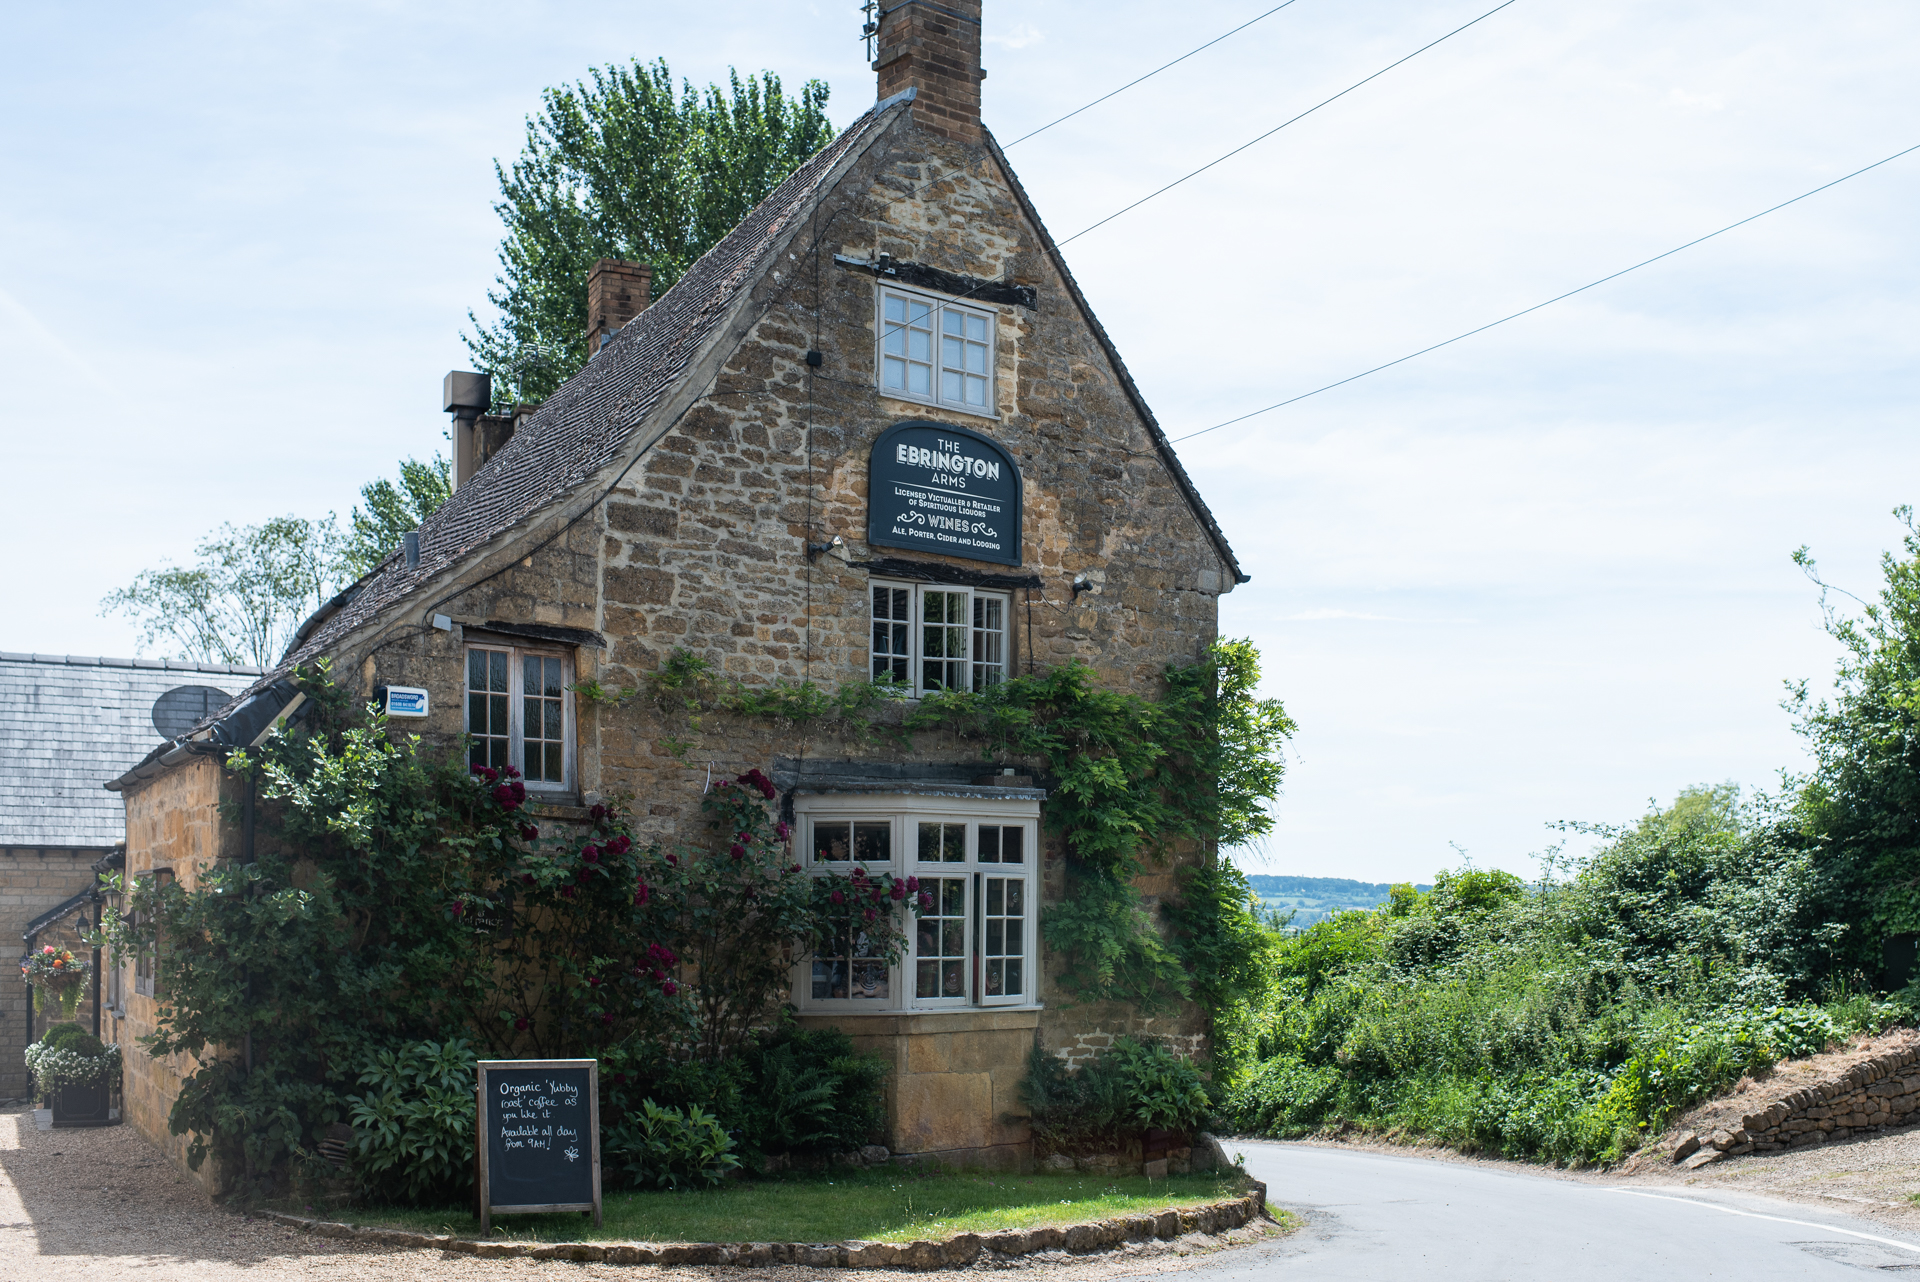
867 421 1023 567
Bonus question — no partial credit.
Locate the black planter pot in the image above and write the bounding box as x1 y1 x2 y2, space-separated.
50 1080 114 1128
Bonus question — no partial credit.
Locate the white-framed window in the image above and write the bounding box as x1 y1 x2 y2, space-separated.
465 644 574 789
877 285 996 417
133 867 173 998
796 793 1039 1012
870 580 1009 695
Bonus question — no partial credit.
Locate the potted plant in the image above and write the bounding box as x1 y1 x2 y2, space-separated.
25 1023 121 1127
22 944 91 1021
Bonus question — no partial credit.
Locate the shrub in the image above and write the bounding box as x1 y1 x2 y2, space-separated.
345 1038 477 1204
42 1023 105 1056
604 1099 740 1189
733 1027 889 1159
1022 1037 1211 1151
24 1031 121 1103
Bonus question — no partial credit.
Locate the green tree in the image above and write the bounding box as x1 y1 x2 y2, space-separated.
465 60 834 404
343 454 451 576
1790 507 1920 970
100 515 347 669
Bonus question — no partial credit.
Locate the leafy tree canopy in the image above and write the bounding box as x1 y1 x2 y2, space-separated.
464 60 834 405
343 454 450 577
102 456 451 668
1790 506 1920 966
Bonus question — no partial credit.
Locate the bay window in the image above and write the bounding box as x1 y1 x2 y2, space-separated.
796 793 1040 1012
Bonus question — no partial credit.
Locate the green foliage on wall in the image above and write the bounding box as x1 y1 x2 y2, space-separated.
633 638 1295 1022
96 665 902 1194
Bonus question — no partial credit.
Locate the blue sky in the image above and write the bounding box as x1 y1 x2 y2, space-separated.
3 1 1916 883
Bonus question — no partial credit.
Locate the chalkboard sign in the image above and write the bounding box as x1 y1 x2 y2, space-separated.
868 421 1023 566
475 1059 601 1234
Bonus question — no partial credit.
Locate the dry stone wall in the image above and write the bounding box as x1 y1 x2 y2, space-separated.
1674 1043 1920 1168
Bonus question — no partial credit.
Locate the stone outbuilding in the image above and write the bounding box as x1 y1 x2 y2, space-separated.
109 0 1246 1182
0 652 259 1099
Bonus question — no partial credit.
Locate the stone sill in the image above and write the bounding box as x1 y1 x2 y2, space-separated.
259 1187 1269 1269
794 1007 1042 1035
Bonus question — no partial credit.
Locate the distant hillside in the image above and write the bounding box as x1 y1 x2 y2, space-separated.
1245 874 1434 928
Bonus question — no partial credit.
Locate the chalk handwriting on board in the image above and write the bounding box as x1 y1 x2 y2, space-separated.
476 1060 601 1232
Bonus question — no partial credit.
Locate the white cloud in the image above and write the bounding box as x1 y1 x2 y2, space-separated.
985 22 1044 49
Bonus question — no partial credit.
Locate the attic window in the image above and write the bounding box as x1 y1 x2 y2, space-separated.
877 286 996 417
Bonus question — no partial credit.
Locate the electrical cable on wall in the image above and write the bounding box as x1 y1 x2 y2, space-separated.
1171 139 1920 444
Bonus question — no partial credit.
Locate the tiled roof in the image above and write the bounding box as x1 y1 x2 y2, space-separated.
0 654 263 846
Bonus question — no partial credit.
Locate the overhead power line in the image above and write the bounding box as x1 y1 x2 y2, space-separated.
1001 1 1304 150
1171 141 1920 444
1056 0 1520 247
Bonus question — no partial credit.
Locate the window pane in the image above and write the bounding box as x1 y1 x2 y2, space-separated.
872 586 912 682
983 874 1025 996
853 823 891 863
488 650 507 692
965 374 988 406
544 658 563 698
943 335 963 367
1001 828 1024 864
468 649 485 691
907 362 930 395
885 294 906 321
813 821 851 864
941 369 963 402
944 309 963 335
972 595 1005 692
884 328 906 357
967 313 987 341
915 877 967 999
813 922 890 1001
909 299 932 324
908 328 930 361
883 355 905 389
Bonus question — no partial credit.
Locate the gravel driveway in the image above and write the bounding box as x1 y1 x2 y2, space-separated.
0 1106 1265 1280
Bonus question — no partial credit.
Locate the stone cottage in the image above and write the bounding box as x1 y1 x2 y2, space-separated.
108 0 1246 1183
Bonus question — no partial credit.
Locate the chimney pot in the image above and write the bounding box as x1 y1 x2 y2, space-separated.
875 0 984 143
443 370 491 415
587 259 654 357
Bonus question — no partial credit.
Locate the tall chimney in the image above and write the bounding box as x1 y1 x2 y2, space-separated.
444 370 492 491
587 259 653 356
874 0 984 143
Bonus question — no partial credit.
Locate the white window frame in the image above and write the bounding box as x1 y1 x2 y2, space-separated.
875 283 998 419
794 792 1040 1013
464 643 575 792
869 579 1010 697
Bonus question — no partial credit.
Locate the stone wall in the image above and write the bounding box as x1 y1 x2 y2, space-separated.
1675 1042 1920 1168
0 846 104 1099
115 755 242 1193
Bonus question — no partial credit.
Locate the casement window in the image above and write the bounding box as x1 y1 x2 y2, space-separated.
878 286 996 416
465 644 573 789
133 868 173 998
870 581 1009 694
797 795 1039 1012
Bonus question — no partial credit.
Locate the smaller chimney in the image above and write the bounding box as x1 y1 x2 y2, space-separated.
444 370 492 491
587 259 654 356
874 0 984 143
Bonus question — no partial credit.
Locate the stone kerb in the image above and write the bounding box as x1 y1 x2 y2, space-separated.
258 1187 1269 1268
1673 1044 1920 1169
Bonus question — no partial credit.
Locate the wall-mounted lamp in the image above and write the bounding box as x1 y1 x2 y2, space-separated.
1072 574 1096 599
807 535 846 562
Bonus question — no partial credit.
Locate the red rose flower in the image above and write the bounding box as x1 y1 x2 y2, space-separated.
729 843 746 860
583 845 600 863
890 883 906 901
661 979 678 996
601 1012 614 1025
451 900 464 916
561 886 576 899
515 1017 529 1031
863 908 876 923
519 824 539 841
634 884 650 906
919 891 933 909
831 888 845 905
589 803 609 821
776 822 791 841
905 876 920 892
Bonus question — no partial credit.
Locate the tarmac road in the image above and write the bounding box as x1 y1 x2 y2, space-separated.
1181 1140 1920 1280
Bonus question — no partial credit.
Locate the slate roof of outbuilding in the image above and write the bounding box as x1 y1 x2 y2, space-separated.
0 654 262 846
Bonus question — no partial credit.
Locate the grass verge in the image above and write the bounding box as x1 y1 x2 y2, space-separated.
319 1169 1254 1244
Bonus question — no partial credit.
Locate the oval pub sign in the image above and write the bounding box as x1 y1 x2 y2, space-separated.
867 421 1022 567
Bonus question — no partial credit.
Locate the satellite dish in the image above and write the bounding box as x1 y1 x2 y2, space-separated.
152 685 232 740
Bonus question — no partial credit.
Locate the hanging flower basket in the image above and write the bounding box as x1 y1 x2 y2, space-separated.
21 945 91 1019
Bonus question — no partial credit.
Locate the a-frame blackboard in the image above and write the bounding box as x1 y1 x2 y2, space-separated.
476 1059 601 1234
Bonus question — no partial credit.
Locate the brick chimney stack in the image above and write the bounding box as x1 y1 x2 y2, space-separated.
586 259 653 356
874 0 984 143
